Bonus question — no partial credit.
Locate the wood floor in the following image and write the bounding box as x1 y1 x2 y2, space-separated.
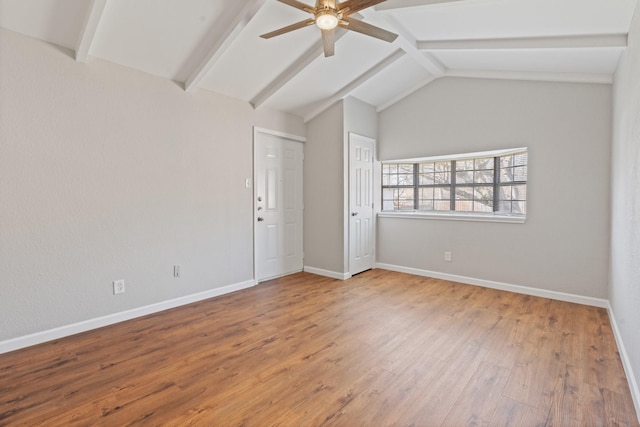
0 270 637 426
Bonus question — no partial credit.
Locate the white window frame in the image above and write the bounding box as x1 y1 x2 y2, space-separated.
379 147 528 224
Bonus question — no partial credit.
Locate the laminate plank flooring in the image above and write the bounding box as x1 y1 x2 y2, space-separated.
0 269 637 426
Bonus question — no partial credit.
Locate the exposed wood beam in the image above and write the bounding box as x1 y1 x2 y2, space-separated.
75 0 108 62
375 0 464 11
184 0 266 92
446 69 613 85
417 34 628 50
251 29 349 109
304 49 405 122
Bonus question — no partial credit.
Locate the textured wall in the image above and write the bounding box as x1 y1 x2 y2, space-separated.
611 1 640 406
378 77 612 298
0 29 304 341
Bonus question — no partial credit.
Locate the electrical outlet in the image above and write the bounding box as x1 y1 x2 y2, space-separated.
444 251 452 262
113 279 125 295
173 265 181 278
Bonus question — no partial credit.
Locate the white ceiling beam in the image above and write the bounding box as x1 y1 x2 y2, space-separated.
446 69 613 85
375 0 465 11
359 9 445 76
251 29 349 109
417 34 628 50
304 49 406 123
184 0 266 92
75 0 108 62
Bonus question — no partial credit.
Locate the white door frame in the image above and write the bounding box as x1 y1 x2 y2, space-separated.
253 127 306 283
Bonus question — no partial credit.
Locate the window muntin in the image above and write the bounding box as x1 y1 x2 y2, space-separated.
382 150 527 216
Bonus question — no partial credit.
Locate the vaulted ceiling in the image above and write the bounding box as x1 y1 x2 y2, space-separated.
0 0 637 121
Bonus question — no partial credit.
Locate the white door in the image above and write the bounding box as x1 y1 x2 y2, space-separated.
349 133 375 275
254 130 304 282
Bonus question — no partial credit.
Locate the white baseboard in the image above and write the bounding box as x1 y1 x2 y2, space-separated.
607 303 640 422
304 266 351 280
375 263 609 308
0 279 256 355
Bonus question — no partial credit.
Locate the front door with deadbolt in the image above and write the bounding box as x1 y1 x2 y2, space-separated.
254 130 304 282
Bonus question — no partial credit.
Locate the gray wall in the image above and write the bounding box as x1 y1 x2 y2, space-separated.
611 0 640 404
303 97 378 275
378 77 612 298
0 29 305 341
304 102 345 274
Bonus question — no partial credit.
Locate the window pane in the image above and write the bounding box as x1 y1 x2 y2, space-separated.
514 153 527 166
474 170 494 184
382 150 526 216
420 187 434 199
420 163 435 173
434 161 451 172
434 200 451 211
399 164 413 174
500 185 513 201
434 188 450 200
434 172 451 184
512 201 526 214
500 167 514 183
474 200 493 212
419 201 434 211
456 160 473 171
456 171 473 184
475 186 493 201
500 156 511 168
513 165 527 181
397 188 414 210
497 201 511 213
455 200 473 211
455 187 474 200
420 173 434 185
475 157 494 170
512 185 527 201
398 173 413 185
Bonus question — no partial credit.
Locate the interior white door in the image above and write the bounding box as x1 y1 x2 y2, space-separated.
349 133 375 275
254 130 304 282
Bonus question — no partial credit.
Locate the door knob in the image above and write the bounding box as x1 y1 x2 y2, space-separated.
351 212 358 216
257 217 264 222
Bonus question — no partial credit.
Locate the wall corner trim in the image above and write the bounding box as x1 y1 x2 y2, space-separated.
304 266 351 280
607 303 640 422
0 279 256 355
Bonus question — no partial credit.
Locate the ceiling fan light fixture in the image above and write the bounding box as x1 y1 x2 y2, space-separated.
315 10 338 30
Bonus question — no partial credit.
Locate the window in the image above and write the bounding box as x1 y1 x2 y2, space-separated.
382 149 527 218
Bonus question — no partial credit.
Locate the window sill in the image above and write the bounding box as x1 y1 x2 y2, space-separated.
377 211 526 224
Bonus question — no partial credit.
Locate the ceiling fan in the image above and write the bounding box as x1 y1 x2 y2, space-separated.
260 0 398 57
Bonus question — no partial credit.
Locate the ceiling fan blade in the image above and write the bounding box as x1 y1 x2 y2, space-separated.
277 0 315 13
260 18 316 39
339 17 398 42
338 0 387 14
321 29 336 57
